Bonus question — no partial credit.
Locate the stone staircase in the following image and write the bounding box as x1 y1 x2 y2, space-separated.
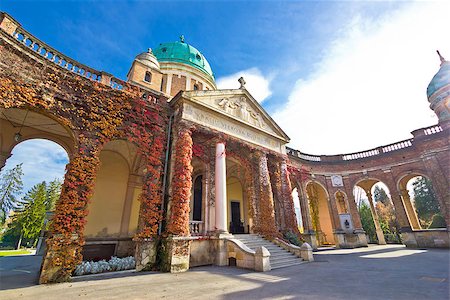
233 234 305 270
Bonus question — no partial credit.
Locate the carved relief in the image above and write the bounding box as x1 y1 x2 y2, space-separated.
217 97 266 129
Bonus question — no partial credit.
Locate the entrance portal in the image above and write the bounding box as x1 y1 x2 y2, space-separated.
230 201 244 233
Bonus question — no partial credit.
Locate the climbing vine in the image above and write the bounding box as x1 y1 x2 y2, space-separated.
166 127 193 236
0 42 167 282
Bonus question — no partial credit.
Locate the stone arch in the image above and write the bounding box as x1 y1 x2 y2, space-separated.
397 172 444 229
305 181 335 246
83 139 142 260
0 108 76 169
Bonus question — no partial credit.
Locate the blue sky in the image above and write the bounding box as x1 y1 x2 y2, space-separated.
1 1 449 194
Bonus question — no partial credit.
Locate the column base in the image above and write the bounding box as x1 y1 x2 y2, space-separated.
135 239 158 271
302 231 318 250
39 234 80 284
160 236 191 273
333 230 368 249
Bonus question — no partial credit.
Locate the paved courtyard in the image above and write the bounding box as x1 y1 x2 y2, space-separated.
0 245 448 299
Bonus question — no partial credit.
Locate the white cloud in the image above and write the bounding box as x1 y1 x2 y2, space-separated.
3 139 69 196
273 2 450 155
216 67 272 103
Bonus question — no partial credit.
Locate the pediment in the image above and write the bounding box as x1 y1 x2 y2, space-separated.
177 89 290 143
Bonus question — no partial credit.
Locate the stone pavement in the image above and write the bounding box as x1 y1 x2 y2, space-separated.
0 245 448 299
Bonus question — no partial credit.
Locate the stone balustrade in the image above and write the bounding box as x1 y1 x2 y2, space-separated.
189 221 204 236
287 123 445 163
423 125 443 135
0 12 126 91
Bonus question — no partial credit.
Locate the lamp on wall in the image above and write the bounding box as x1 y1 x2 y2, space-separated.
14 110 29 142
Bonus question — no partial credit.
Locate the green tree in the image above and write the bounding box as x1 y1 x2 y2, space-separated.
13 182 48 248
0 164 24 224
46 179 62 211
373 185 389 205
358 201 377 243
412 177 440 226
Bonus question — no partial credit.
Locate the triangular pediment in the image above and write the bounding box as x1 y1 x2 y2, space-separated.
175 89 290 144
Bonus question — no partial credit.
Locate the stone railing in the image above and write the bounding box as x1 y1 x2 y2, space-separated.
423 125 443 135
225 238 271 271
273 238 314 261
189 221 204 236
342 148 381 161
0 12 127 91
287 123 446 163
286 147 321 162
381 139 413 153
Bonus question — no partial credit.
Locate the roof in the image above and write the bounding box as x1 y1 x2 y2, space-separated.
153 39 214 80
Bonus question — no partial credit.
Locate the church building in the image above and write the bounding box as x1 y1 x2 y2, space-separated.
0 12 448 284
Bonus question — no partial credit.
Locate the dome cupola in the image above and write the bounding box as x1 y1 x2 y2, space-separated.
153 36 214 81
135 48 160 70
427 51 450 124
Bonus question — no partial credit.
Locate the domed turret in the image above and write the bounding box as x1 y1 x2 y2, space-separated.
427 51 450 124
135 48 160 70
127 48 163 92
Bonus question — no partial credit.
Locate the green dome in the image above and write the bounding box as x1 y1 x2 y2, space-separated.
153 39 214 80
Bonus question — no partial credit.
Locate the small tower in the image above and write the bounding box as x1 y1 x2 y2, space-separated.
427 51 450 127
127 48 164 92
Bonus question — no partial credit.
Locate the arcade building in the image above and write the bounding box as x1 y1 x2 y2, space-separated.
0 12 448 283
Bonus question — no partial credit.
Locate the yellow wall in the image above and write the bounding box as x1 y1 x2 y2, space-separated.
317 186 335 244
226 177 244 226
85 150 129 237
128 186 142 234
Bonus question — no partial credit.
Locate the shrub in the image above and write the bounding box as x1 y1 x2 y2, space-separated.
283 230 302 246
428 213 447 229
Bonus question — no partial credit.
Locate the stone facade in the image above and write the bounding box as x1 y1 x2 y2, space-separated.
0 12 449 284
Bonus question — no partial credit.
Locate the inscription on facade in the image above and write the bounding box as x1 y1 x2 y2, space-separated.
183 103 283 153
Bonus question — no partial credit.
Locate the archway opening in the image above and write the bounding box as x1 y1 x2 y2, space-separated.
291 188 303 233
306 182 335 246
400 175 446 229
226 157 249 234
354 180 401 245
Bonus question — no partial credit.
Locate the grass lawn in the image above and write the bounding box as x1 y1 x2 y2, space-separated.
0 249 32 256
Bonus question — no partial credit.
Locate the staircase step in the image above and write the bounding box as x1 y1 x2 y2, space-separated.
271 260 306 270
232 234 308 270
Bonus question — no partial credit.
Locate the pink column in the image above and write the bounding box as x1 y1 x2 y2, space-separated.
215 142 228 233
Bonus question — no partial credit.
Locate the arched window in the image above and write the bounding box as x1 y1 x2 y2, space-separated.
193 175 203 221
193 84 199 91
144 71 152 83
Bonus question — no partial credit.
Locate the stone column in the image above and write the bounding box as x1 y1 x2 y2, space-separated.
385 176 412 231
365 189 386 245
215 142 228 233
344 183 363 230
422 154 450 230
162 127 193 273
400 188 421 230
280 160 300 235
255 152 278 238
384 174 417 247
40 144 101 284
296 181 318 249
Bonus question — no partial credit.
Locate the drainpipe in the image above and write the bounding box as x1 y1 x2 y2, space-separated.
158 113 173 235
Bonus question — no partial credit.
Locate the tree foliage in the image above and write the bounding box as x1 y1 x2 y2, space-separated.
1 180 62 248
0 164 24 224
358 201 377 243
373 185 389 205
412 177 441 227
